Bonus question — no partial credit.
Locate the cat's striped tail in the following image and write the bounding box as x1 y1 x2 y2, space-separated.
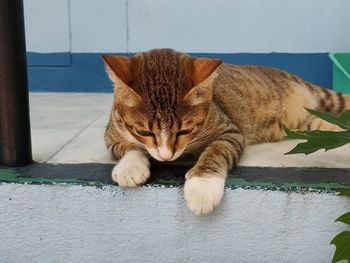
284 82 350 131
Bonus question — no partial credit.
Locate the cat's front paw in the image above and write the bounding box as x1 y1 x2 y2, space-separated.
112 150 150 187
184 175 225 215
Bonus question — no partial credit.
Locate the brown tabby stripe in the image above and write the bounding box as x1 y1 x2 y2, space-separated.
336 92 345 113
290 74 304 85
319 95 326 110
274 86 284 100
268 76 282 89
221 140 241 162
321 88 334 111
299 113 314 130
260 117 278 129
307 116 318 130
225 136 244 153
304 82 316 93
196 147 235 174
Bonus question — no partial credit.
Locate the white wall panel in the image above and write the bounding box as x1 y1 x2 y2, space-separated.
128 0 350 53
24 0 70 52
70 0 127 52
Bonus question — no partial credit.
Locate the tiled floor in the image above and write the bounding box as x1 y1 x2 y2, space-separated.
30 92 350 168
30 93 114 164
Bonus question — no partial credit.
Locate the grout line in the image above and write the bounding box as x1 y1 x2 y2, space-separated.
67 0 73 65
125 0 130 54
44 110 108 163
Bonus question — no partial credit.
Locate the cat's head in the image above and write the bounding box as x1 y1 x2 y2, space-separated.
102 49 222 161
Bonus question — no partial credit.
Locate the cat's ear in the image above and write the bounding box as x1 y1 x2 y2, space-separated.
102 55 141 107
102 55 132 85
192 58 223 86
114 82 141 107
184 58 223 105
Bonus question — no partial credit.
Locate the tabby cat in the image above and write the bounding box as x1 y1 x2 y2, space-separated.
103 49 349 215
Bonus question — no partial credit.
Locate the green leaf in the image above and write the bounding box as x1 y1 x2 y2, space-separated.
336 212 350 226
284 128 350 155
339 188 350 197
306 108 350 130
331 231 350 263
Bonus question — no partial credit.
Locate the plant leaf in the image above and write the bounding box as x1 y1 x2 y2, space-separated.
306 108 350 130
336 212 350 226
339 188 350 197
331 231 350 263
284 128 350 155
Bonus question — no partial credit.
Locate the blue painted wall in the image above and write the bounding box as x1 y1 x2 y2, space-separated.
27 52 332 92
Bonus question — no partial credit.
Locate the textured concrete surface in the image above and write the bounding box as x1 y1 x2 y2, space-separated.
0 184 349 263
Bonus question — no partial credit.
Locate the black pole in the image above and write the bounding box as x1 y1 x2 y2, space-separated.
0 0 32 166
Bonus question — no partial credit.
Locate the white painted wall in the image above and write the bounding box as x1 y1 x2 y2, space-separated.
24 0 350 53
0 184 348 263
69 0 127 52
127 0 350 53
24 0 71 53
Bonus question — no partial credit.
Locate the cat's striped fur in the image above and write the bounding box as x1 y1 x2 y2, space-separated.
103 49 350 215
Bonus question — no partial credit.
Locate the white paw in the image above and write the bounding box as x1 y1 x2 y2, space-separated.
112 150 150 187
184 176 225 215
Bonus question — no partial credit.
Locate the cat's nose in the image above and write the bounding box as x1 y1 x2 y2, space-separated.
158 147 173 161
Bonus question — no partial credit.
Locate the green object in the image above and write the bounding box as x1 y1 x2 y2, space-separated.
284 128 350 155
331 231 350 263
305 108 350 130
284 109 350 154
285 108 350 263
340 188 350 196
0 167 104 186
336 212 350 225
332 196 350 263
329 53 350 94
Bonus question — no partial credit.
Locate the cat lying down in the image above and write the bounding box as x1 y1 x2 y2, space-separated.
102 49 349 215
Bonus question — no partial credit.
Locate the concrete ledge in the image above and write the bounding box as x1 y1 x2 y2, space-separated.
1 163 349 263
0 183 348 262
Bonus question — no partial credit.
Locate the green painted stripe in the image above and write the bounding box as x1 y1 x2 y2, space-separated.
226 177 349 190
0 168 104 186
1 164 349 191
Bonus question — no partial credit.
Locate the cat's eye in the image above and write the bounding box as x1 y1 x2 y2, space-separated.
177 128 194 136
136 129 154 137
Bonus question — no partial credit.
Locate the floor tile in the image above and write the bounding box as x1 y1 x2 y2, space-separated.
30 92 113 162
240 139 350 168
47 111 115 164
